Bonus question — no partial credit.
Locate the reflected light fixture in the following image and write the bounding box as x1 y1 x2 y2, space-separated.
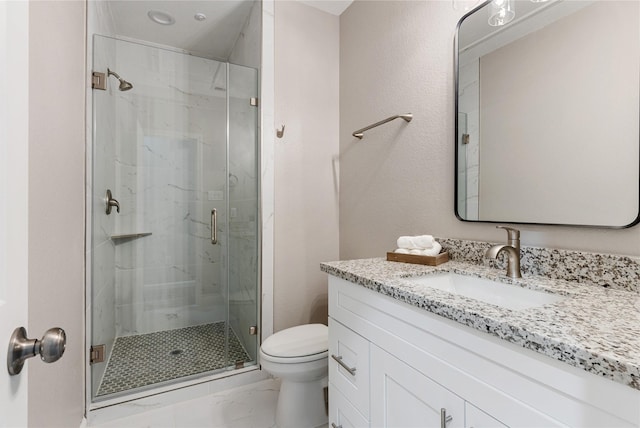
488 0 515 26
148 10 175 25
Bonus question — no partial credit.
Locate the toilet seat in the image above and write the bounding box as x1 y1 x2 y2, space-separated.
261 324 328 363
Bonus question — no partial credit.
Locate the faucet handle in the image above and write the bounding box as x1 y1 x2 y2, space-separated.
496 225 520 240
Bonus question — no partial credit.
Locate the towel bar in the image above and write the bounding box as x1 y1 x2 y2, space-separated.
352 113 413 139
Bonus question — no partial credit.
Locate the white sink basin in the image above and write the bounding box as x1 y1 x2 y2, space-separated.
405 273 565 310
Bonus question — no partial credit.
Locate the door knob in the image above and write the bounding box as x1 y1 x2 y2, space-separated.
7 326 66 375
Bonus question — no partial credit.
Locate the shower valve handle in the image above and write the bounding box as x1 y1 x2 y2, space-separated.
106 189 120 215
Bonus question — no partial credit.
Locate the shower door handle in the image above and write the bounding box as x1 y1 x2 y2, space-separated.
211 209 217 244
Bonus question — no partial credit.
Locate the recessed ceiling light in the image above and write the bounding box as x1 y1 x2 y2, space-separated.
194 13 207 21
148 10 175 25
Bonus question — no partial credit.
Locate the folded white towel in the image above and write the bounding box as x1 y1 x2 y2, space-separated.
420 242 442 256
414 235 435 249
396 236 418 249
394 242 442 257
397 234 436 250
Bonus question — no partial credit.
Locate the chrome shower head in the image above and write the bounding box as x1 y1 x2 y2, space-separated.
107 68 133 91
118 80 133 91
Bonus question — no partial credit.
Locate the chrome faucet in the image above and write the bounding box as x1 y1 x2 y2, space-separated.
485 226 522 278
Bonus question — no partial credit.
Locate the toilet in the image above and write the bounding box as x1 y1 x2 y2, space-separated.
260 323 328 428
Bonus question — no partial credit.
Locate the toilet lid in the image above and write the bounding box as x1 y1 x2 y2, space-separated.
261 324 328 358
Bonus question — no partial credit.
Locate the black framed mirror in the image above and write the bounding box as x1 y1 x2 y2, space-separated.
455 0 640 228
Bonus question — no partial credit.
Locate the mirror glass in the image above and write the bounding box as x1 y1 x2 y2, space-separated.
455 0 640 227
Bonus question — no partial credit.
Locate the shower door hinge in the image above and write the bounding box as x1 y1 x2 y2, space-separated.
250 97 259 107
249 325 258 335
92 72 107 91
90 344 106 364
462 133 470 145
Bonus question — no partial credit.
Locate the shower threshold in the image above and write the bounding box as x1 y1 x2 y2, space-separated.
96 322 251 397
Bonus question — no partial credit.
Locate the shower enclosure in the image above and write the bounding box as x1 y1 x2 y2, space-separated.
90 35 260 401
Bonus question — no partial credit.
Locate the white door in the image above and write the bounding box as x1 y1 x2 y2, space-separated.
0 1 30 426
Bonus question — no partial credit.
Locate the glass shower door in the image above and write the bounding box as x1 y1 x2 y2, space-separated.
90 36 257 401
228 63 260 364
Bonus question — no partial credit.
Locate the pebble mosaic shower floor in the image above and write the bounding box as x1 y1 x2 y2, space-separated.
97 322 251 397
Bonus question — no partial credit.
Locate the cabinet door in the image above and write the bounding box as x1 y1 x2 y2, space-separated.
371 344 465 428
465 403 508 428
329 383 369 428
329 318 370 416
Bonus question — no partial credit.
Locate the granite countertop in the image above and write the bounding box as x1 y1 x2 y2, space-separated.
321 258 640 391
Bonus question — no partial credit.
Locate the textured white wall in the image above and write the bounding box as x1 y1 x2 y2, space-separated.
274 1 340 331
339 0 640 258
28 1 85 426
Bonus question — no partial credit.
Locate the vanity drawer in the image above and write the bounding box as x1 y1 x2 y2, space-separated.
329 383 369 428
328 317 370 416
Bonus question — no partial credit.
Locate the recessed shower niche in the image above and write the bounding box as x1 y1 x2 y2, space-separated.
89 1 260 401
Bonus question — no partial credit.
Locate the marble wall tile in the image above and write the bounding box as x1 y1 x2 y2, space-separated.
92 36 260 365
110 39 234 337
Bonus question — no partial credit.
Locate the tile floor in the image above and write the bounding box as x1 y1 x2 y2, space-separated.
93 378 281 428
98 323 251 396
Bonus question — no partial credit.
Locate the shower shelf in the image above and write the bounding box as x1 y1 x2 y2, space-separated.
111 232 152 240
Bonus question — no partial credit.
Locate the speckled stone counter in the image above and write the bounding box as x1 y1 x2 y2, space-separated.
321 257 640 391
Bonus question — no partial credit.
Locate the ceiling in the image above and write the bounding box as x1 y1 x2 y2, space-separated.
107 0 353 60
299 0 353 15
108 1 257 60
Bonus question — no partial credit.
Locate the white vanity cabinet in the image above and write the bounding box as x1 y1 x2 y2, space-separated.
329 385 369 428
370 344 465 428
465 403 508 428
327 275 640 428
